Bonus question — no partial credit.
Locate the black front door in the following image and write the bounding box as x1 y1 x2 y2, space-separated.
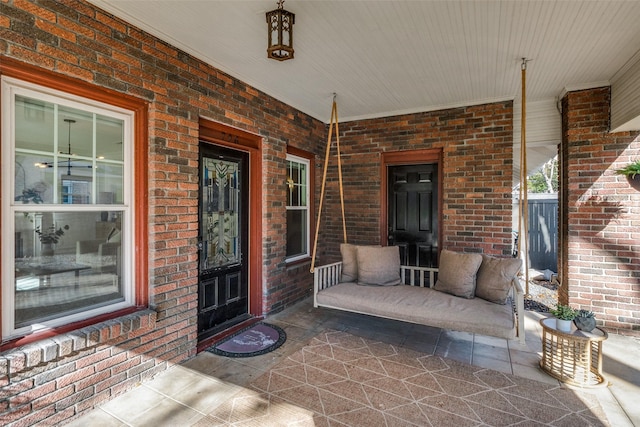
198 143 250 341
388 164 439 267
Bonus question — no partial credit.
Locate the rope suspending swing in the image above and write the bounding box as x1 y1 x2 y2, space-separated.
518 58 531 297
310 94 347 273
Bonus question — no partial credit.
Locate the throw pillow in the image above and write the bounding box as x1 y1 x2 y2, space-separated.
434 249 482 298
340 243 359 282
356 245 401 286
475 255 522 304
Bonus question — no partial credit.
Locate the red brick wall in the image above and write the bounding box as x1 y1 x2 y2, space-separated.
0 1 324 425
315 102 515 263
561 87 640 336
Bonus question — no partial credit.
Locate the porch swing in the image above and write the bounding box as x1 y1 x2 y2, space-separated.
309 94 526 344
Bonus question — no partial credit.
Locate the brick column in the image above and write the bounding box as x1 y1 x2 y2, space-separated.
561 87 640 336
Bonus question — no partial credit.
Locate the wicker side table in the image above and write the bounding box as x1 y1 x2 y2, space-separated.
539 317 608 388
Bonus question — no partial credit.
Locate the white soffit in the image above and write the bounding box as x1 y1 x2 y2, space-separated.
86 1 640 124
611 117 640 133
611 53 640 133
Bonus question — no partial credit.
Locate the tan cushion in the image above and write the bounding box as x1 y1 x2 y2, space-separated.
475 255 522 304
316 282 516 340
356 246 401 286
434 249 482 298
340 243 359 282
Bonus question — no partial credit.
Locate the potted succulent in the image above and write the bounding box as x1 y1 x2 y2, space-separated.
550 304 576 332
615 160 640 190
574 309 596 332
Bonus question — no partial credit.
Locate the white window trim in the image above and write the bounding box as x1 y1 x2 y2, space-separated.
1 76 135 340
285 153 310 263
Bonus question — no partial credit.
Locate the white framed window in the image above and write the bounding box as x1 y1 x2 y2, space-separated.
1 76 135 340
286 154 310 262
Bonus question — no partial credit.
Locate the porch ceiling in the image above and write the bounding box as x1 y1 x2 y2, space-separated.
87 0 640 178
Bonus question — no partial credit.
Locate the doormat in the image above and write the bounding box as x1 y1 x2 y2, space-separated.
206 322 286 358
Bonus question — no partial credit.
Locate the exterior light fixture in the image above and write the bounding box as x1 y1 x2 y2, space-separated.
266 0 295 61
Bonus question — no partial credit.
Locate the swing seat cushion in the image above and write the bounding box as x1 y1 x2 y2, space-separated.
315 281 516 340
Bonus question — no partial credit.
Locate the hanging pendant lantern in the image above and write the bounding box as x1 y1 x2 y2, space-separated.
266 0 295 61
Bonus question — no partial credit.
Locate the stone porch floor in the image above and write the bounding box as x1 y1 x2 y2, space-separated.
67 297 639 426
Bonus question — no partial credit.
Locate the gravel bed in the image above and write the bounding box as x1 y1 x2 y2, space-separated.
524 278 558 313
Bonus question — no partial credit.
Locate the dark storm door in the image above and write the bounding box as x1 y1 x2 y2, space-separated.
388 164 438 267
198 143 250 341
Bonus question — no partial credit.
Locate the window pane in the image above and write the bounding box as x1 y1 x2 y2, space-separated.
96 162 124 204
286 210 307 257
299 178 307 207
14 211 123 329
15 153 55 204
298 161 307 207
61 174 92 204
58 107 94 158
96 114 124 162
299 163 306 186
286 161 293 206
291 162 300 184
291 183 300 206
15 95 55 153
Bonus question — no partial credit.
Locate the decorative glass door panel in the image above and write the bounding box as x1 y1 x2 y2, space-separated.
202 158 240 270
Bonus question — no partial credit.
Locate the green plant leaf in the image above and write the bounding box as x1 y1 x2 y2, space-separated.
615 160 640 178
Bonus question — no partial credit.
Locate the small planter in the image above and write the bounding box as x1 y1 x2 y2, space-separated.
574 309 597 332
556 318 573 332
574 316 596 332
550 304 576 333
616 161 640 190
627 174 640 191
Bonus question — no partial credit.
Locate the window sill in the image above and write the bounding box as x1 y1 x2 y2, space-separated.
0 309 156 377
285 257 311 270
